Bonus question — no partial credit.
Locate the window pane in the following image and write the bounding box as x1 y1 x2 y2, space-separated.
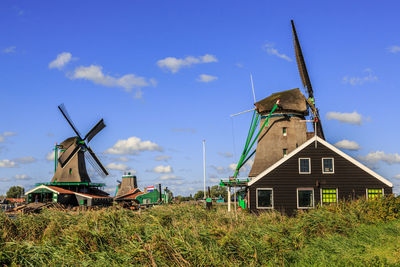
298 190 313 207
323 159 333 173
257 189 272 208
299 159 310 173
368 189 382 200
322 189 337 203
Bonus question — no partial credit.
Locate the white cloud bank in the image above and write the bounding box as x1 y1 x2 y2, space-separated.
326 111 363 125
2 46 16 54
197 74 218 83
71 65 152 92
0 131 17 143
106 163 129 171
14 174 31 180
263 43 292 62
359 151 400 167
152 165 173 174
155 155 172 162
105 137 163 155
393 174 400 179
160 174 180 180
343 69 378 86
15 156 36 164
388 45 400 54
156 54 217 73
49 52 72 69
334 140 361 151
0 159 17 168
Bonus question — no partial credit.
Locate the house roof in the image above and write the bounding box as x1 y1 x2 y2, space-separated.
248 136 393 187
115 188 143 200
25 185 112 199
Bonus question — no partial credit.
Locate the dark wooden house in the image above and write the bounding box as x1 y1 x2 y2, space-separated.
247 136 393 215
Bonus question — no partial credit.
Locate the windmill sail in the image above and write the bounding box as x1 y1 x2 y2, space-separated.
291 20 325 140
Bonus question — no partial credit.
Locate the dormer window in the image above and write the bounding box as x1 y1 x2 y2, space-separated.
283 127 287 136
299 158 311 174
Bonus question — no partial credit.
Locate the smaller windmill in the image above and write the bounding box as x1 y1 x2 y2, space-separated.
51 104 109 183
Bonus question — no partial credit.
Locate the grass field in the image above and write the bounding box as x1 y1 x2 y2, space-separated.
1 196 400 266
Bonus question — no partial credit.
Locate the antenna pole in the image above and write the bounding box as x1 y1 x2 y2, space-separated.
203 139 206 200
250 73 256 103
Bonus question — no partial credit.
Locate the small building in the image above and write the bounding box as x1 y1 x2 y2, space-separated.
247 136 393 215
25 185 113 207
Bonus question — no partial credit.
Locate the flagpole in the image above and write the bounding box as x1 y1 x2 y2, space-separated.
203 139 206 200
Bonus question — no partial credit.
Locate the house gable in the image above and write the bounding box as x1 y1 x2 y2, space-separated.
248 136 392 187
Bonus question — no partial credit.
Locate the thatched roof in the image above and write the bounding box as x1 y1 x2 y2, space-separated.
255 88 308 114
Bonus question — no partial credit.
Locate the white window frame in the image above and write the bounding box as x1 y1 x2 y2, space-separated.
366 188 384 200
322 158 335 174
298 158 311 174
297 188 314 209
320 188 338 206
256 188 274 209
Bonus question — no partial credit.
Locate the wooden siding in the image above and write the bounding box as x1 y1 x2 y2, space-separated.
249 140 392 215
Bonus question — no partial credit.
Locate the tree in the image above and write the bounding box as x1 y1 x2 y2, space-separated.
6 186 24 198
210 185 227 200
193 190 204 200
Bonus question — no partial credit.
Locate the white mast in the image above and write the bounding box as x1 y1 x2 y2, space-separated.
203 139 206 199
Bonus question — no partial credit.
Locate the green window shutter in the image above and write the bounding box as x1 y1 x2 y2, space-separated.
322 189 337 204
367 189 383 200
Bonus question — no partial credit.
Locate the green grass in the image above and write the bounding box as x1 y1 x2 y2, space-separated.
1 196 400 266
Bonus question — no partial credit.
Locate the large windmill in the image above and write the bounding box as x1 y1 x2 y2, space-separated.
229 20 326 179
51 104 109 183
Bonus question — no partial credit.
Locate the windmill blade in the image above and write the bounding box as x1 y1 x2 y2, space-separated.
84 119 106 143
291 20 314 99
58 143 80 168
58 104 83 139
315 110 326 140
86 146 109 177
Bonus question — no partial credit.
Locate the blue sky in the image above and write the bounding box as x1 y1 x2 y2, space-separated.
1 0 400 196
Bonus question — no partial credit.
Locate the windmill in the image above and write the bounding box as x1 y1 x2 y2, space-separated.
227 20 326 179
51 104 109 183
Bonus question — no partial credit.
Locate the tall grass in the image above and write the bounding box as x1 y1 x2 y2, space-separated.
1 196 400 266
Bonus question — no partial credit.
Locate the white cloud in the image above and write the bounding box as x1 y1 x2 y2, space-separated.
105 136 163 155
14 156 36 164
0 178 10 182
160 174 180 180
218 152 233 158
211 165 227 174
106 163 129 171
388 45 400 54
152 165 173 173
2 46 16 54
46 151 55 161
49 52 72 69
235 63 243 68
71 65 153 92
14 174 31 180
0 159 17 168
209 178 220 183
359 151 400 167
0 131 17 143
228 163 237 171
334 140 361 151
3 132 17 137
197 74 218 83
156 54 218 73
114 157 130 162
343 69 378 86
263 43 292 62
155 155 172 162
326 111 363 125
393 174 400 179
